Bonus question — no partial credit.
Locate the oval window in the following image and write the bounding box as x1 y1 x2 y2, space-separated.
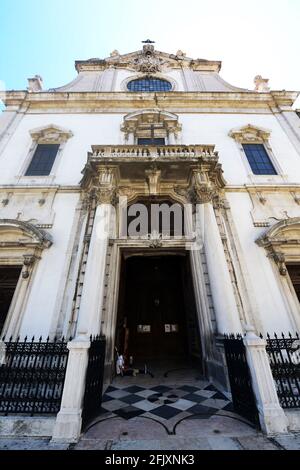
127 77 172 92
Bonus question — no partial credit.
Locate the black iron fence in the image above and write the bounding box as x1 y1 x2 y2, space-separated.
265 332 300 409
82 335 106 428
223 334 260 427
0 337 69 415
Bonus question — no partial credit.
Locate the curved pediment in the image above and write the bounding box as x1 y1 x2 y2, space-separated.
256 218 300 276
0 219 52 248
256 218 300 248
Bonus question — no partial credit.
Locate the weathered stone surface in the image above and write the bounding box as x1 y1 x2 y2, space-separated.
237 436 280 450
0 417 55 438
272 433 300 450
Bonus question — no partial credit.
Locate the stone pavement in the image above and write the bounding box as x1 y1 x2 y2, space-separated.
73 414 281 450
0 363 299 451
0 430 299 450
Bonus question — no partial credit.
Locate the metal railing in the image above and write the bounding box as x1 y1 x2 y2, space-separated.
0 337 69 415
90 144 218 159
265 333 300 409
82 335 106 428
223 334 260 426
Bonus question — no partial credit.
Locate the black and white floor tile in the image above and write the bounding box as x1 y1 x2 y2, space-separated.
99 381 234 424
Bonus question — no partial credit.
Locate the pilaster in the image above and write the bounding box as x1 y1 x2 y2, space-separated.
203 202 242 334
243 328 288 434
51 339 90 443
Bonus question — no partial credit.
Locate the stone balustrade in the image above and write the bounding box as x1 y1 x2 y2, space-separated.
91 145 217 159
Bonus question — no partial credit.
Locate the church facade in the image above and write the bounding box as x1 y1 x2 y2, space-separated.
0 43 300 441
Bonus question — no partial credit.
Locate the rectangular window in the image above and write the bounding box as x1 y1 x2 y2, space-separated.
25 144 59 176
137 138 165 145
242 144 277 175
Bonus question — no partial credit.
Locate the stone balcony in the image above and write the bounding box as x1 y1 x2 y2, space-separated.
81 144 224 193
90 145 218 160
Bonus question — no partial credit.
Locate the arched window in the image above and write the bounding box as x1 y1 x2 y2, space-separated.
127 77 172 92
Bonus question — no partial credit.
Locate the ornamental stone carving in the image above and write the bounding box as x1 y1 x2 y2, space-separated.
254 75 270 93
133 44 163 73
145 166 161 195
81 165 119 207
96 187 118 205
121 110 182 141
229 124 271 144
22 254 38 279
187 165 226 205
80 145 226 212
256 217 300 276
30 124 73 143
188 185 218 204
268 251 287 276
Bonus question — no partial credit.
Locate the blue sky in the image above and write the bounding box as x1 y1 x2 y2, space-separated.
0 0 299 106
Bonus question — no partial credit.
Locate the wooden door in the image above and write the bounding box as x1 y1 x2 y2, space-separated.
124 256 187 361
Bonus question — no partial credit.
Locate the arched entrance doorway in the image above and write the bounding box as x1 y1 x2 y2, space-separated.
114 250 202 375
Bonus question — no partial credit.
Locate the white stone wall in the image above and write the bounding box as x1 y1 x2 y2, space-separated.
0 95 299 338
1 112 299 186
227 192 299 334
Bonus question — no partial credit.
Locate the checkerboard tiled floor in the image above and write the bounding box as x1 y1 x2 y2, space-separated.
99 381 234 425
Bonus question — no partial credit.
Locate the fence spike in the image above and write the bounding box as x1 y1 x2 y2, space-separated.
39 336 42 342
32 336 35 342
9 335 13 342
46 336 50 342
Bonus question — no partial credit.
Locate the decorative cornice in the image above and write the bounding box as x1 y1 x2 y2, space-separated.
2 91 298 112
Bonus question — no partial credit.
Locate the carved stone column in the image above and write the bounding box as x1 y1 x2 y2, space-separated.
75 168 118 338
189 167 242 335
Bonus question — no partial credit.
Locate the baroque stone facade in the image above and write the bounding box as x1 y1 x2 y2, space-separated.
0 44 300 440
